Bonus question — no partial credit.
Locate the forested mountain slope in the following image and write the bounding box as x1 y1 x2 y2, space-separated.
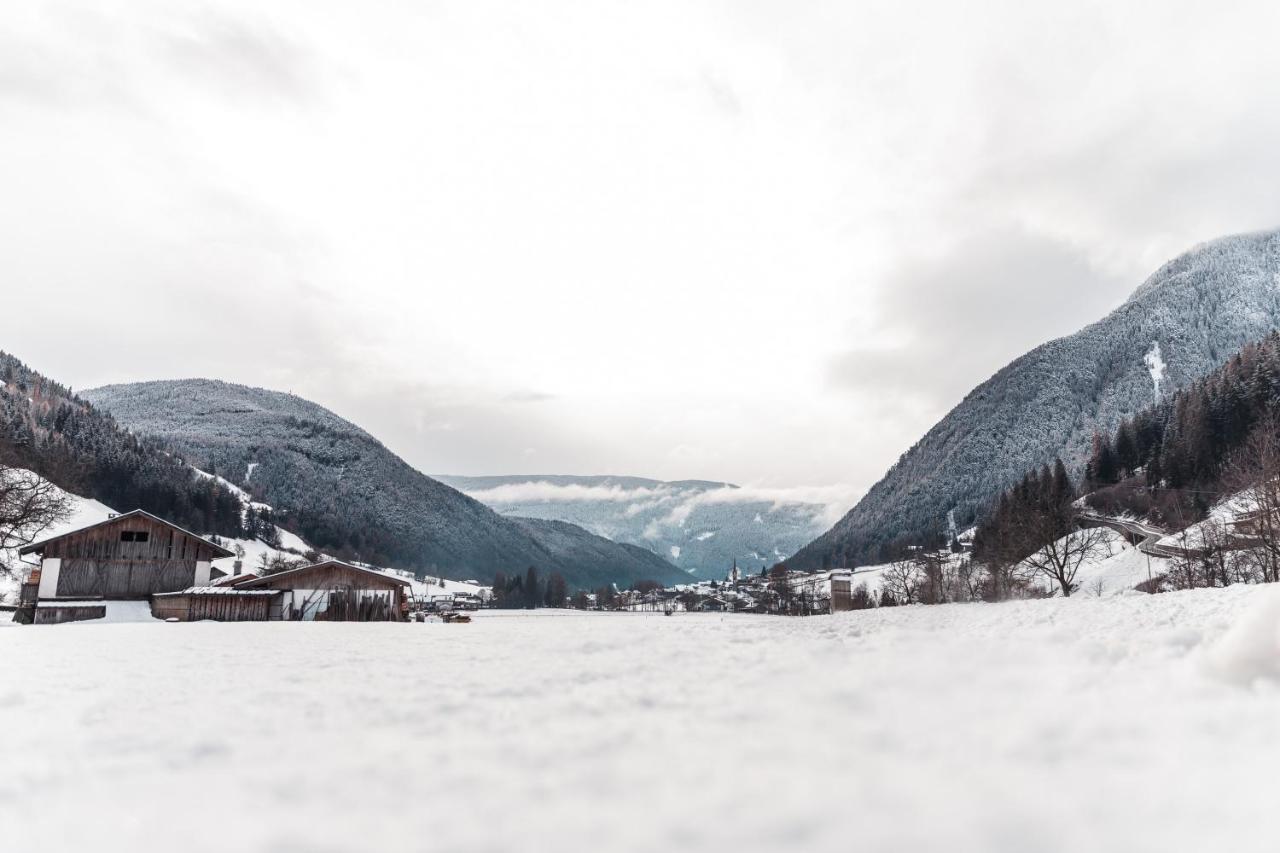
0 353 245 538
436 473 833 576
507 516 684 590
83 379 688 586
792 229 1280 569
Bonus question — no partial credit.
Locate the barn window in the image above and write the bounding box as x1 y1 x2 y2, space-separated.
120 530 149 543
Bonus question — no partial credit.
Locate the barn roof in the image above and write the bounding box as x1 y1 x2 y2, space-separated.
19 509 236 558
211 571 262 587
236 560 412 589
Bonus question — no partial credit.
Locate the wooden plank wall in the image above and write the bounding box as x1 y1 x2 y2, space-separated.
42 515 218 563
151 594 273 622
46 516 217 599
33 605 107 625
252 563 406 621
251 563 406 592
59 559 198 598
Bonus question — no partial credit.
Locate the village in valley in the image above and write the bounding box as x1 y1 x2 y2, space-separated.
4 499 960 625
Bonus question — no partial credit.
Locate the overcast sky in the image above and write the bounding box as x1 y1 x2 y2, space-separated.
5 0 1280 502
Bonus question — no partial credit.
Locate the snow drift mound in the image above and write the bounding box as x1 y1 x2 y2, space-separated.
1206 586 1280 686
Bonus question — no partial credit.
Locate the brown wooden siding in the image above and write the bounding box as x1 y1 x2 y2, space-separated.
33 605 106 625
246 562 408 621
249 563 407 592
57 559 199 598
40 515 220 563
151 593 275 622
44 515 219 599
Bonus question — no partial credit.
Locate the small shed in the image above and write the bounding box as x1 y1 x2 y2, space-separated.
151 587 280 622
237 560 411 622
830 570 854 613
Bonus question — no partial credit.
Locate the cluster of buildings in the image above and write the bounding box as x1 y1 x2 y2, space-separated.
14 509 415 625
616 562 857 615
12 507 867 625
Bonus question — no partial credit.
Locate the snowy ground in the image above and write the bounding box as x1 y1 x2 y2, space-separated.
4 587 1280 852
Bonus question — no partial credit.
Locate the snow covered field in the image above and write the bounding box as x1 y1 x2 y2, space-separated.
4 587 1280 853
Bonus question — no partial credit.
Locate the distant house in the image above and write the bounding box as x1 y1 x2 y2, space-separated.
830 569 854 612
235 560 411 622
17 510 234 623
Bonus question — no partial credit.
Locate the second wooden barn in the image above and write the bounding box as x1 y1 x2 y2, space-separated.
236 560 411 621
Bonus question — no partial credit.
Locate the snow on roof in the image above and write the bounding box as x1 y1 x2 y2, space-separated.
153 587 280 597
211 571 262 587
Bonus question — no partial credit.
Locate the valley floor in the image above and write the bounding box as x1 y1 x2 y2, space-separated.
3 587 1280 853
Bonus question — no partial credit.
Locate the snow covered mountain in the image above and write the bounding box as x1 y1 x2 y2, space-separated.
81 380 688 588
792 229 1280 569
435 474 843 577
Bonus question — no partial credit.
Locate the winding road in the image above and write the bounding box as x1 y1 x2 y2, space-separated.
1076 512 1192 559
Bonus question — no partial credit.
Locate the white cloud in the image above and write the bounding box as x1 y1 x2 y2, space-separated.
467 482 672 505
5 0 1280 495
463 480 861 530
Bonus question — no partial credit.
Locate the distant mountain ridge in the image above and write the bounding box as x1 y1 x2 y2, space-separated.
791 229 1280 569
436 473 840 576
82 379 688 588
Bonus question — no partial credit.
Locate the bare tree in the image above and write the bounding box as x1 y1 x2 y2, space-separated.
0 465 72 582
881 558 923 605
768 564 792 614
1019 524 1112 598
1167 517 1244 590
915 550 951 605
980 556 1023 602
958 558 987 602
1222 414 1280 584
257 550 307 576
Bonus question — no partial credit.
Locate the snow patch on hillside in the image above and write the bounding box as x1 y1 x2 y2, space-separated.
1064 529 1167 596
191 466 271 512
1157 491 1255 550
1144 341 1166 401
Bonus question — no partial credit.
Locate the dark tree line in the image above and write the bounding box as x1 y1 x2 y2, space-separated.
1 352 246 539
491 567 569 609
1082 330 1280 523
969 330 1280 597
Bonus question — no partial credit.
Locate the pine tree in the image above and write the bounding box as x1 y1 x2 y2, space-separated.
524 566 541 609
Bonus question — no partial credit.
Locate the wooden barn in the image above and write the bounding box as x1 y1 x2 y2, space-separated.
19 509 234 602
236 560 411 622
